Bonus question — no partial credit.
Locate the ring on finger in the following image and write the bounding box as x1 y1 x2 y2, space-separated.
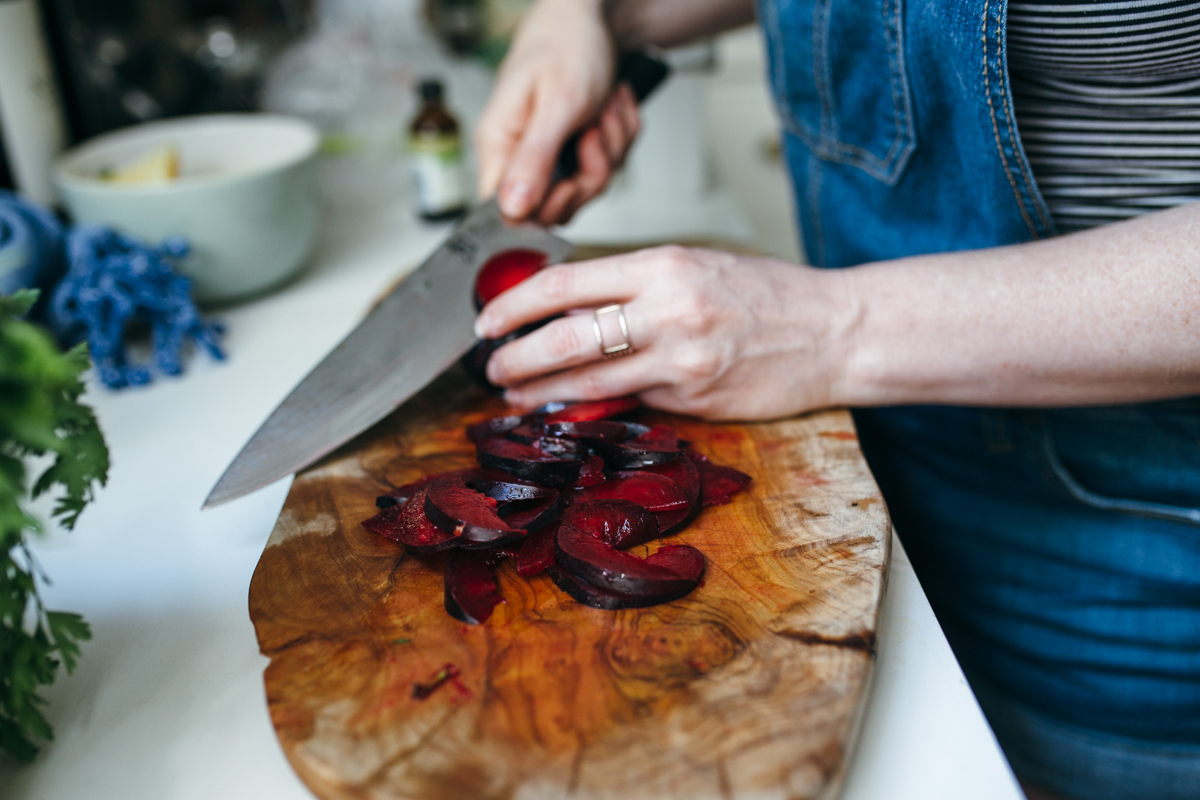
593 303 633 359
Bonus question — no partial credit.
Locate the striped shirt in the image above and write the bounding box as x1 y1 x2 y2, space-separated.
1008 0 1200 233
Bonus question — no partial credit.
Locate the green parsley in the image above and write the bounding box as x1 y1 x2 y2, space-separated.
1 290 109 762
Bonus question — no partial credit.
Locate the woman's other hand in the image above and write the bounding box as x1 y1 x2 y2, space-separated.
473 246 859 420
475 0 641 225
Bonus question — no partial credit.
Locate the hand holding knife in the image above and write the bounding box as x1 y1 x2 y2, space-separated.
203 51 669 509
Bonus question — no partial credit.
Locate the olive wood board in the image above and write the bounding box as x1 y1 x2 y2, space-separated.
249 246 892 800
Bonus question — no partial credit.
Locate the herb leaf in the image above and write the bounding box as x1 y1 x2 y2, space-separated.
1 290 108 762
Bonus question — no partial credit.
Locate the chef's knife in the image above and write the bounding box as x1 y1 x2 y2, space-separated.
203 51 669 510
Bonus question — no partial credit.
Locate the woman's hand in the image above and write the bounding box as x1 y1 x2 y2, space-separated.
475 0 641 225
474 246 860 420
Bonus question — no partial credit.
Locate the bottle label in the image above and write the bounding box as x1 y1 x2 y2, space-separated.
410 133 468 215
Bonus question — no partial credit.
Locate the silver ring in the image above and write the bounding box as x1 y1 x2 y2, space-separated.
593 304 633 359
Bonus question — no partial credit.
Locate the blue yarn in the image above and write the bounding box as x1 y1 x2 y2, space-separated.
49 226 225 389
0 189 65 297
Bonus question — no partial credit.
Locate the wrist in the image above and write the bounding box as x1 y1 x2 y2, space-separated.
821 265 871 409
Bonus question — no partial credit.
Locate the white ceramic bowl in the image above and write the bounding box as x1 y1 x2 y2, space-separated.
54 114 321 304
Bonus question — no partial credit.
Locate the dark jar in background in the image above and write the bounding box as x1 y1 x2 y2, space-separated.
408 79 469 221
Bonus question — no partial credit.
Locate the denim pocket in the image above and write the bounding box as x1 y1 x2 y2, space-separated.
1031 401 1200 527
759 0 917 185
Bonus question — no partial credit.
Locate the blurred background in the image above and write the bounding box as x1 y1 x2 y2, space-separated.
0 0 799 260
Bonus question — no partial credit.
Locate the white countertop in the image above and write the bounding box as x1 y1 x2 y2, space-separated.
0 170 1024 798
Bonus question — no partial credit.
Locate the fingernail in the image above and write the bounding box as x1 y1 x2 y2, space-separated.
473 317 488 339
500 182 532 217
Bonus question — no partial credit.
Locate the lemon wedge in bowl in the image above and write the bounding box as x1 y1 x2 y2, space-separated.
101 145 179 184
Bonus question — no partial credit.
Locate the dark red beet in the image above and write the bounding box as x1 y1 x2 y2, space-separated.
483 544 522 567
630 424 680 450
466 414 528 442
505 422 543 444
539 420 632 441
362 488 459 553
543 398 641 423
558 499 660 549
532 436 585 460
467 470 557 502
445 550 504 624
516 522 558 577
589 436 685 470
498 494 563 532
557 522 696 595
643 544 706 580
573 472 691 532
375 475 437 508
476 436 582 487
634 456 701 510
570 455 607 488
461 318 556 392
547 564 700 610
474 248 548 309
626 457 702 532
424 475 525 547
687 452 753 506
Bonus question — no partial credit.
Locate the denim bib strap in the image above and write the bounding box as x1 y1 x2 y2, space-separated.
757 0 1056 268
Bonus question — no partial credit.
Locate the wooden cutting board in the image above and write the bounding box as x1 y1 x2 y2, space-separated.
249 247 892 800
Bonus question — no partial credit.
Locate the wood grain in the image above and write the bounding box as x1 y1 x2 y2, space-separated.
250 244 891 800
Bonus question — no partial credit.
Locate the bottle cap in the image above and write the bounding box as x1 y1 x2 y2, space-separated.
419 79 444 102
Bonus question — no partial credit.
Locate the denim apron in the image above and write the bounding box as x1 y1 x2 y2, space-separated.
757 2 1200 798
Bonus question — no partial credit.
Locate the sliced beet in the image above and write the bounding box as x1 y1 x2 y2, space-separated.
498 494 563 533
543 398 641 423
466 470 557 502
558 499 660 549
483 543 522 567
424 475 525 547
516 522 558 577
687 452 752 506
630 424 680 450
466 414 528 442
634 457 701 510
570 455 607 488
375 475 437 508
445 550 504 624
505 422 543 444
476 436 582 487
538 420 632 441
556 522 696 595
474 248 548 310
644 544 706 580
362 488 459 554
572 472 691 533
461 318 556 392
589 436 685 470
532 436 585 460
547 564 700 610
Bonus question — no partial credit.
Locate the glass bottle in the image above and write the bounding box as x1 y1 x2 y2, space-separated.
408 78 468 221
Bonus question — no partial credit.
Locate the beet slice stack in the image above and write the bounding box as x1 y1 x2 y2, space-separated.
359 398 752 624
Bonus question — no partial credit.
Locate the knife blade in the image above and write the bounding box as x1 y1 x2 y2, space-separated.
204 50 669 510
202 200 573 509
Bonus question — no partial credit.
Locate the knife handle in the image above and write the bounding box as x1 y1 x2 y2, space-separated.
551 50 670 183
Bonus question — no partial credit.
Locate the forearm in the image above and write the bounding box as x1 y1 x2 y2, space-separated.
605 0 756 49
837 202 1200 408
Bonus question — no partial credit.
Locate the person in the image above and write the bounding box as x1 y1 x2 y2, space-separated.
471 1 1200 799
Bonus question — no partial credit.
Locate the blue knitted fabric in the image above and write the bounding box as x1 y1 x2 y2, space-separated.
50 226 225 388
0 189 65 298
